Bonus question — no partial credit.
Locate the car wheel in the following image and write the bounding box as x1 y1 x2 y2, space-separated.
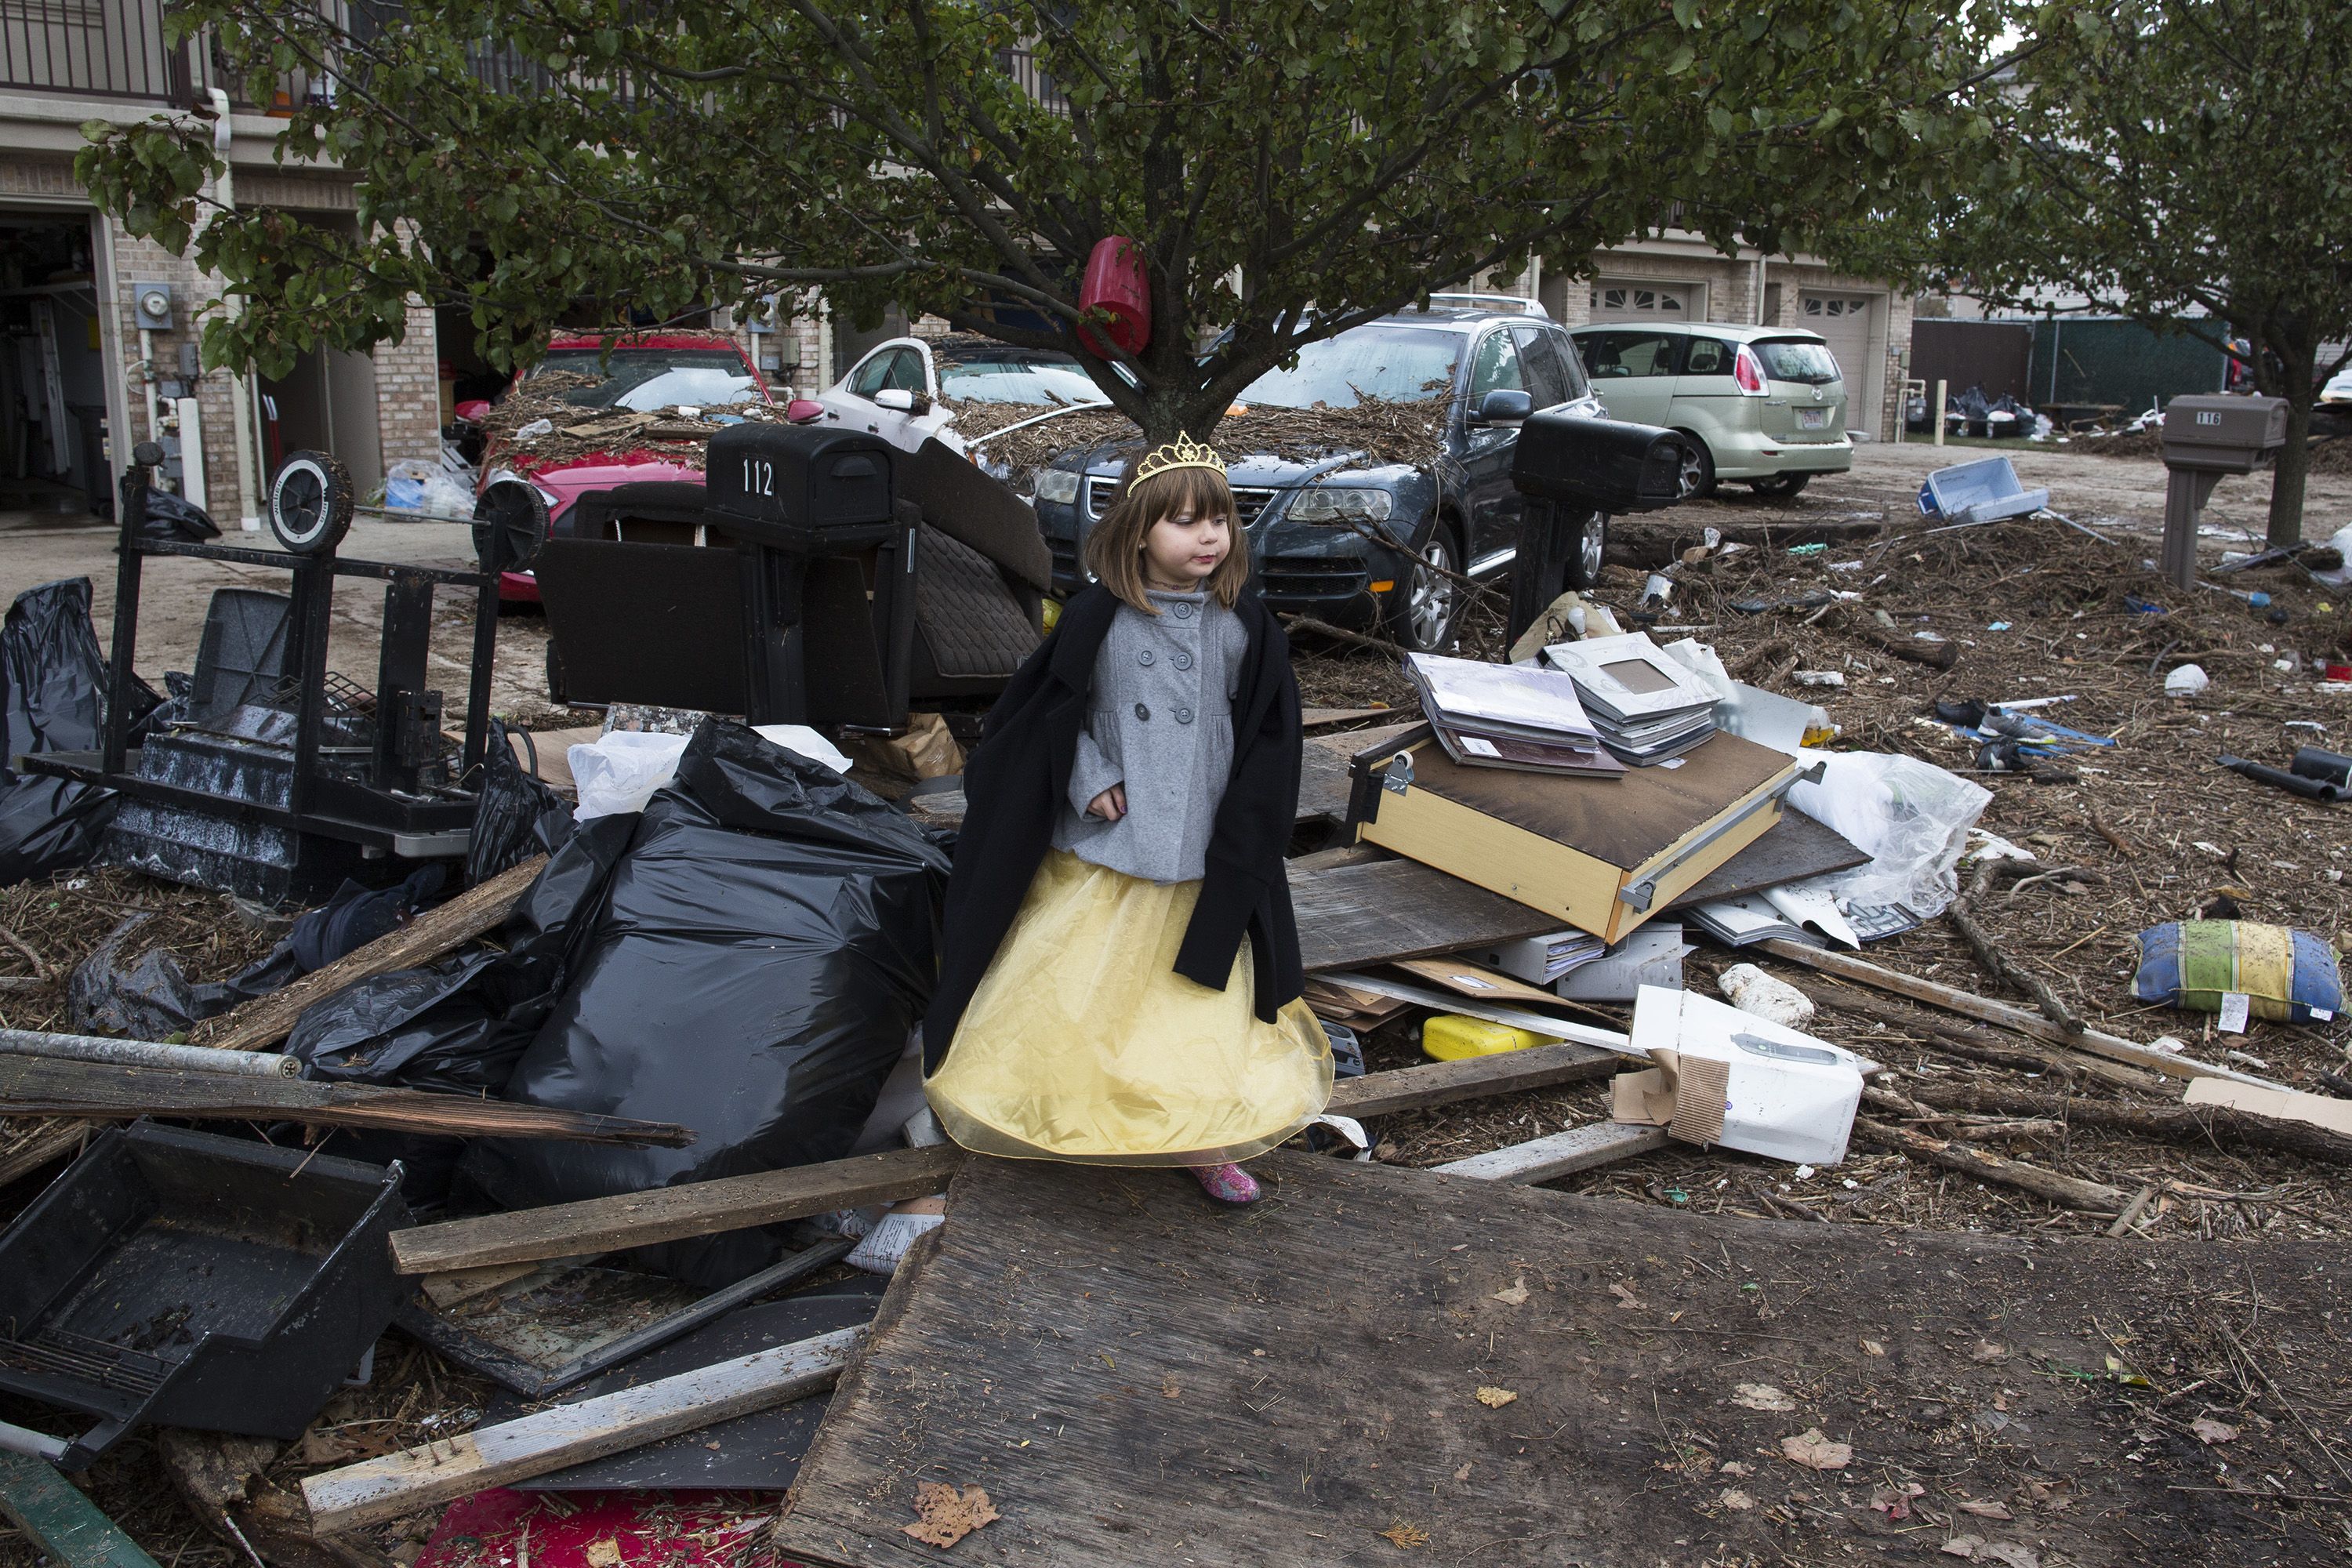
1564 510 1609 590
1750 473 1811 498
1392 520 1463 654
1675 437 1716 500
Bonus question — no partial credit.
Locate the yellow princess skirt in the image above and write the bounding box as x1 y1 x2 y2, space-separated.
926 849 1332 1165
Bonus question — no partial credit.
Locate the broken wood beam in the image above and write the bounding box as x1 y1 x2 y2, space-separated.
1435 1121 1668 1183
194 854 548 1054
0 1054 691 1147
1757 939 2282 1091
0 1449 161 1568
301 1326 863 1534
1853 1116 2131 1213
1916 1079 2352 1167
392 1043 1625 1276
1802 978 2161 1090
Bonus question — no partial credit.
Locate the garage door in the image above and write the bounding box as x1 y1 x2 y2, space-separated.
1798 292 1876 406
1590 281 1693 322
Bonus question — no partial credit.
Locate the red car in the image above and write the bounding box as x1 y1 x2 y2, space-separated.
461 331 801 602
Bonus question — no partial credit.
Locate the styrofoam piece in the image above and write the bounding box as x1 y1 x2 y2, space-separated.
1716 964 1816 1026
1627 985 1876 1165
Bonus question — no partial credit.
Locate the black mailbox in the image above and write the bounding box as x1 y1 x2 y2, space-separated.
706 424 895 550
2160 394 2288 475
1510 410 1685 516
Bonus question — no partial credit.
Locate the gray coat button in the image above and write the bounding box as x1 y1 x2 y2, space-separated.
1173 601 1194 619
1173 651 1192 670
1138 649 1155 666
1176 707 1194 724
1134 702 1151 721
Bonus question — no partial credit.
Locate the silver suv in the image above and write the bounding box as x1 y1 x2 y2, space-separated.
1568 322 1853 497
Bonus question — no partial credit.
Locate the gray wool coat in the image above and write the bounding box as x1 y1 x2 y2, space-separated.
1050 587 1250 884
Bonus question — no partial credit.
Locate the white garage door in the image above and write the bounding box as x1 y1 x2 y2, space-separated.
1798 292 1876 418
1590 281 1694 322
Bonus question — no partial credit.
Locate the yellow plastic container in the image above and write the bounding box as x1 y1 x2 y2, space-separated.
1421 1014 1548 1062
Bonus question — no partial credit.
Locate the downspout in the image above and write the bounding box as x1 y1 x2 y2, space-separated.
207 88 264 530
1754 252 1767 325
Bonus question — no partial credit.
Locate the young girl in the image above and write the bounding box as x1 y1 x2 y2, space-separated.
921 434 1330 1204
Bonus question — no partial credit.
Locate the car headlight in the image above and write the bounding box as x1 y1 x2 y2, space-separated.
1289 485 1392 524
1033 468 1082 506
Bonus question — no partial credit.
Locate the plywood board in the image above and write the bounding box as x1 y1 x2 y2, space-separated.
1663 808 1869 909
1289 857 1559 972
1295 722 1421 825
774 1152 2352 1568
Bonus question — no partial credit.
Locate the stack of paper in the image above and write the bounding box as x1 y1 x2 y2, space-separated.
1685 893 1824 949
1543 633 1721 765
1404 653 1623 778
1475 929 1608 985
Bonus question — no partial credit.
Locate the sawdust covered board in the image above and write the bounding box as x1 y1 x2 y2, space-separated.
774 1152 2352 1568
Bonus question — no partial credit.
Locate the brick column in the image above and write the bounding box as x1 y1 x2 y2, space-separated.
372 296 443 470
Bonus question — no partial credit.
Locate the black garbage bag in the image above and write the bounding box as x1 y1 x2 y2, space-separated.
463 720 950 1285
0 579 139 891
287 952 534 1094
0 775 117 889
466 719 574 887
67 868 447 1040
138 489 222 543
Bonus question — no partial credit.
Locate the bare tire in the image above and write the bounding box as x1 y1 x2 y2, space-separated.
1751 473 1811 498
267 452 354 555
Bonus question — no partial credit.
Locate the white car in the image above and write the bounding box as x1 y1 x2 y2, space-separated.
2322 364 2352 406
815 333 1109 458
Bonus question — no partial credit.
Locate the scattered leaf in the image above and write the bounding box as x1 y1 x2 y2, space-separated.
1871 1482 1926 1519
1491 1277 1530 1307
1161 1375 1181 1399
1378 1520 1430 1549
1780 1428 1853 1470
1860 1338 1886 1357
1732 1383 1797 1413
2191 1417 2240 1445
1979 1546 2040 1568
1609 1282 1644 1309
1719 1461 1753 1477
1719 1488 1755 1511
1956 1500 2013 1519
1971 1341 2010 1363
1942 1537 1983 1560
903 1483 1000 1549
1474 1386 1518 1409
1452 1462 1472 1483
2103 1355 2152 1388
584 1541 621 1568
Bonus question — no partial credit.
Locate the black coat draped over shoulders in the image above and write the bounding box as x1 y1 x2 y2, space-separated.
921 583 1305 1073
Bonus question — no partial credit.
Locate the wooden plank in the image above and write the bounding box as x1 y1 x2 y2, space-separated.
0 1055 691 1146
302 1326 863 1535
0 1450 161 1568
771 1152 2352 1568
1324 1040 1619 1119
392 1047 1628 1277
1661 809 1869 909
194 853 549 1054
1291 857 1558 972
1391 956 1567 1009
389 1142 968 1276
1295 721 1419 825
1755 938 2286 1091
1434 1122 1668 1182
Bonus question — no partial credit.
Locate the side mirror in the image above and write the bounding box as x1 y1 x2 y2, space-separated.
874 388 916 412
1475 389 1534 426
453 399 492 423
785 397 826 425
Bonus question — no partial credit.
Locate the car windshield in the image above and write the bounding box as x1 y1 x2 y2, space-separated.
1753 339 1841 386
1237 326 1461 408
528 347 764 411
938 356 1108 406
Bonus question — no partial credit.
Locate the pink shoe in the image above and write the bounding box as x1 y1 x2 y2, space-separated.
1189 1162 1261 1205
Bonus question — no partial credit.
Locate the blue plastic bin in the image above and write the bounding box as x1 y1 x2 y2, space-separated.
1915 456 2049 526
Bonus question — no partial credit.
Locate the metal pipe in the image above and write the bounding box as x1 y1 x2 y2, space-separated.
0 1028 300 1077
208 88 264 533
1933 379 1947 447
0 1420 70 1464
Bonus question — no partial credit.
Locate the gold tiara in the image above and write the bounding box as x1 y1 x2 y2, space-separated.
1132 432 1227 485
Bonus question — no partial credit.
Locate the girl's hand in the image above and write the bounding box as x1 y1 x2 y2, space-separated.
1087 784 1127 822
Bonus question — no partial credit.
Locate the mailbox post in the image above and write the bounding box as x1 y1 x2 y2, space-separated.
2157 394 2288 588
1504 412 1686 645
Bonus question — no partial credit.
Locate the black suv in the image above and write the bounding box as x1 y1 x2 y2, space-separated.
1029 298 1607 652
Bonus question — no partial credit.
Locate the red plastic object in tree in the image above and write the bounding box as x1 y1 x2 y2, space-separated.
1076 236 1150 358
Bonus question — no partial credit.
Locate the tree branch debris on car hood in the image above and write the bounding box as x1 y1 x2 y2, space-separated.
477 370 792 472
958 395 1450 490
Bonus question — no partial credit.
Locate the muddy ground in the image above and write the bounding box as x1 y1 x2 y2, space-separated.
0 437 2347 1565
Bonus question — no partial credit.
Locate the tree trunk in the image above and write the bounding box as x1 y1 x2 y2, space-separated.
2267 388 2314 547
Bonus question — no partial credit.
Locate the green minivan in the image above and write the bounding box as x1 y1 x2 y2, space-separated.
1567 322 1854 498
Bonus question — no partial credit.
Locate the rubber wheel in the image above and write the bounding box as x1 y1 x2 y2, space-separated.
474 481 550 573
1675 437 1716 500
1751 473 1812 498
1391 519 1464 654
267 451 354 555
1564 510 1610 590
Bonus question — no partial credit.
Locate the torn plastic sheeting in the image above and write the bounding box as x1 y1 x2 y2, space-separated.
1781 750 1990 923
571 725 855 822
463 721 951 1287
468 718 575 886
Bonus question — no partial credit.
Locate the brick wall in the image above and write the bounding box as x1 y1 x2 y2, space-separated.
373 297 442 470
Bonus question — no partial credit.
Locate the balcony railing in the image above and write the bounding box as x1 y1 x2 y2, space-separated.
2 0 204 103
996 46 1066 115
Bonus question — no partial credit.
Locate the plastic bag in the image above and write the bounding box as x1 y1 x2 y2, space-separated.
1784 751 1990 920
568 731 692 820
463 720 951 1285
468 718 574 884
3 578 110 759
383 458 476 519
139 489 221 543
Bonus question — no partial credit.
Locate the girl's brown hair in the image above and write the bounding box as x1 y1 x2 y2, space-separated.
1081 457 1252 614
